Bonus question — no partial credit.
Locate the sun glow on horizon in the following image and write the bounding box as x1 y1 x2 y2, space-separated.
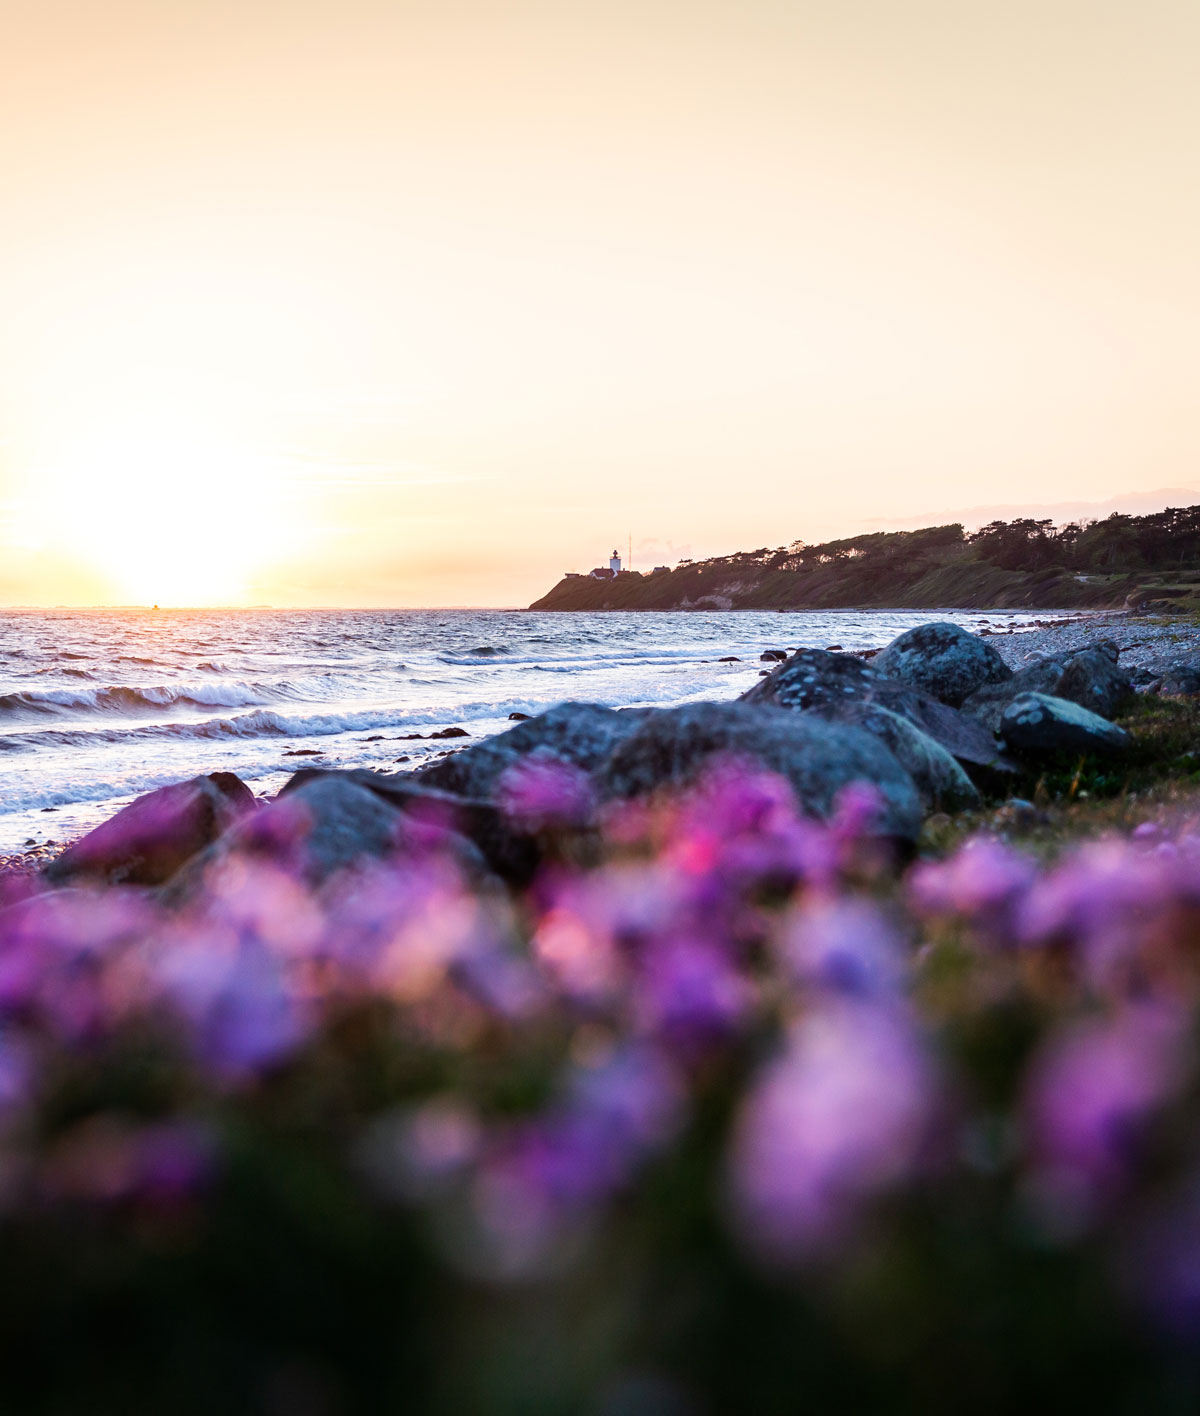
13 401 302 607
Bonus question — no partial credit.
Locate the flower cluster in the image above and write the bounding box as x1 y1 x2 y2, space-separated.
5 761 1200 1406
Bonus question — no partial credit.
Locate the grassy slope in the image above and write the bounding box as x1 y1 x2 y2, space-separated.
529 550 1200 613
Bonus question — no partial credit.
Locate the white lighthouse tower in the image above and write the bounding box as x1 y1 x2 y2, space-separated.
609 548 622 575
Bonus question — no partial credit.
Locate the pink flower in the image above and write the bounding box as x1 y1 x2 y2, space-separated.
781 895 904 999
907 838 1036 943
634 936 751 1050
729 1001 935 1261
497 754 596 831
1023 1006 1186 1220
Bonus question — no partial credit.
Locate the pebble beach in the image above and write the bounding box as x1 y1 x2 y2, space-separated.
989 611 1200 673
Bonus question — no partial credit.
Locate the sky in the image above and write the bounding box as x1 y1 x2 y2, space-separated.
1 0 1198 606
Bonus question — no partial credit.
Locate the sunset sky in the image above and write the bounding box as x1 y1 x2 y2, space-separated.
2 0 1198 607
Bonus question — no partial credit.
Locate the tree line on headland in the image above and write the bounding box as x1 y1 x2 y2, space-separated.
530 505 1200 612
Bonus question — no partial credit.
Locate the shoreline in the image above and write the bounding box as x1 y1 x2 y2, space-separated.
8 609 1198 876
988 611 1200 673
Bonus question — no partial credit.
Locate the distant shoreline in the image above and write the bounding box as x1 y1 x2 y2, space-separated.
532 513 1200 614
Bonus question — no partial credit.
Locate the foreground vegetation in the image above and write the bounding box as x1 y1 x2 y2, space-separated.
1 698 1200 1412
532 505 1200 611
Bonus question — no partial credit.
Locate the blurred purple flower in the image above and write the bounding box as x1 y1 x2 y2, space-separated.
729 1001 935 1261
1023 1006 1186 1218
907 838 1036 943
449 946 545 1020
134 1119 219 1201
43 1114 217 1204
668 763 840 897
356 1097 483 1202
781 895 904 999
154 929 310 1079
678 762 796 839
468 1043 684 1278
497 754 597 831
0 1030 34 1116
831 782 886 841
634 936 750 1051
532 864 683 1005
1017 841 1177 989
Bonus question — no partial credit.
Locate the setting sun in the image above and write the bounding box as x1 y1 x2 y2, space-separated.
13 400 297 606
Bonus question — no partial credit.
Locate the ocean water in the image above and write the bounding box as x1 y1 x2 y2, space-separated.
0 606 1049 853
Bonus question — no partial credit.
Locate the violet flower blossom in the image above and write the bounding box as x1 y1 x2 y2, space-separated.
496 754 597 831
633 935 751 1052
468 1043 684 1278
1017 840 1182 991
729 1000 935 1261
152 926 311 1080
780 895 905 1001
907 837 1037 945
1023 1006 1187 1221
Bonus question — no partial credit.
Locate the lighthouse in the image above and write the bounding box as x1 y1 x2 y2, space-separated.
609 548 622 575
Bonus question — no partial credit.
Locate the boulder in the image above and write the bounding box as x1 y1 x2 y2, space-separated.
962 645 1133 729
279 768 541 886
1157 655 1200 696
173 774 412 887
1127 666 1163 693
741 649 1009 769
414 703 648 799
599 701 923 842
998 693 1130 758
45 773 256 888
802 702 981 812
871 622 1012 707
760 650 788 663
1052 647 1132 718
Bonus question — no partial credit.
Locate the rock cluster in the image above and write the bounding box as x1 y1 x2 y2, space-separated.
39 622 1138 897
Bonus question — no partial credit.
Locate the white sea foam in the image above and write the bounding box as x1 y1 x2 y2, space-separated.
0 605 1057 852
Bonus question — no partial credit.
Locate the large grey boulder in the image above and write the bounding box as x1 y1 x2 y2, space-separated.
414 703 648 799
801 701 981 812
740 649 1008 769
45 772 256 887
871 622 1012 707
998 693 1130 758
1050 646 1132 718
279 768 541 885
962 645 1133 730
169 774 414 890
599 701 923 841
1157 655 1200 696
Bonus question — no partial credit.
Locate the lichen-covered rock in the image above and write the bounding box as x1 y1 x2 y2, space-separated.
414 703 648 799
871 622 1012 707
45 772 256 887
998 693 1130 758
1157 655 1200 696
962 645 1133 729
802 702 981 812
741 649 1008 769
1052 647 1132 718
600 701 923 841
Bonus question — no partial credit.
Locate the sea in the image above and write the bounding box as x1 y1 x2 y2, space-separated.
0 607 1052 853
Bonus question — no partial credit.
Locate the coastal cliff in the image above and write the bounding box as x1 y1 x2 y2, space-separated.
530 515 1200 612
